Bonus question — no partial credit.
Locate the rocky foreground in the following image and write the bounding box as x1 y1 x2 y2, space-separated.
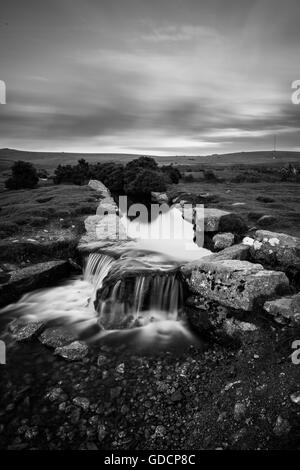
0 320 300 450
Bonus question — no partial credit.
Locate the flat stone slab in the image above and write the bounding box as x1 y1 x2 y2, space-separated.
0 260 70 308
181 259 289 311
243 230 300 271
8 319 45 341
39 326 77 348
54 341 89 361
264 293 300 324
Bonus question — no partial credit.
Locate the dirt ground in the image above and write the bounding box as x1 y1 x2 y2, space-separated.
0 317 300 450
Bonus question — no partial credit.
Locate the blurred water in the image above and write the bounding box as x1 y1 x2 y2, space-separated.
0 207 210 353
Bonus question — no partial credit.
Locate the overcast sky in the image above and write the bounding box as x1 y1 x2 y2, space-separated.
0 0 299 155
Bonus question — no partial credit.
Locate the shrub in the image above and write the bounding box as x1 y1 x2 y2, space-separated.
123 157 166 196
124 168 166 196
37 169 49 179
91 162 124 193
161 165 181 184
203 169 218 181
125 156 158 172
53 155 167 197
5 161 39 190
182 174 195 182
54 159 90 185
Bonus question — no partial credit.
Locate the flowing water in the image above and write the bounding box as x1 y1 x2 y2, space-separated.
1 206 211 354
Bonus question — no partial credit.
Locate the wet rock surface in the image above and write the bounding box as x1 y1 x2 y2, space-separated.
8 319 45 341
0 260 70 308
39 326 78 348
1 324 300 450
54 341 89 361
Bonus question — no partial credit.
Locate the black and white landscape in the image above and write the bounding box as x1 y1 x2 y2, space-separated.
0 0 300 453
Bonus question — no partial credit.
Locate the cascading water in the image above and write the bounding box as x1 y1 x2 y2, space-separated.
84 252 114 293
0 206 211 354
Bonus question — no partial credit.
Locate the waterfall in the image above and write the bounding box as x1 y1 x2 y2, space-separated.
84 252 114 292
0 204 210 353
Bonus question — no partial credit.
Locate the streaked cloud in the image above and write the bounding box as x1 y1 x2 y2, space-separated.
140 24 221 42
0 0 299 155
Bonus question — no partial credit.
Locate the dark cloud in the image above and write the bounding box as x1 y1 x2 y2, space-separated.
0 0 299 154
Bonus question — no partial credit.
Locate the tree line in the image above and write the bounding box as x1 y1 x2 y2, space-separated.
5 157 181 196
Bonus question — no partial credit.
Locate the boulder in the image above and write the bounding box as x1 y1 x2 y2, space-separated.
244 230 300 271
96 197 118 215
39 326 77 348
257 215 277 227
171 192 220 205
80 214 127 244
264 293 300 324
196 193 220 204
248 211 265 221
213 233 235 251
54 341 88 361
223 318 258 336
181 259 289 311
0 236 78 265
8 319 45 341
182 244 250 269
95 214 127 242
0 260 70 308
211 243 250 261
151 192 169 204
88 180 111 198
84 215 104 237
183 207 247 233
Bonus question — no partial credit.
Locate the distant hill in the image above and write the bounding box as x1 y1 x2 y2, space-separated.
0 148 299 173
